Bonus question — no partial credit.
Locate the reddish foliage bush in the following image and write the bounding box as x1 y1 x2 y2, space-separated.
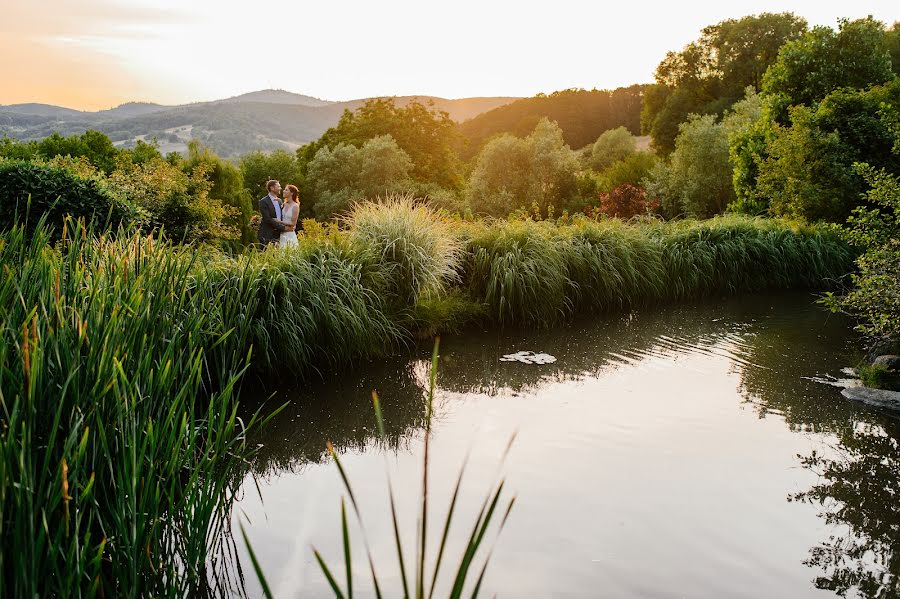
594 184 659 218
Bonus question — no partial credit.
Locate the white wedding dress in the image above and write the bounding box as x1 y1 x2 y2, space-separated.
279 203 299 248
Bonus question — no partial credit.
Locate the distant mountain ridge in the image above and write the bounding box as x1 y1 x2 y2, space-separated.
0 89 519 157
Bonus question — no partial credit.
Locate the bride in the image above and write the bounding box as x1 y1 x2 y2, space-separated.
278 184 300 248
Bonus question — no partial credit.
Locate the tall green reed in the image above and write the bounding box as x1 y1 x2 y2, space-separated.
464 214 853 326
0 219 263 596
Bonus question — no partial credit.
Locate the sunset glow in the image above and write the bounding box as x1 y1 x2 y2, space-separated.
1 0 896 109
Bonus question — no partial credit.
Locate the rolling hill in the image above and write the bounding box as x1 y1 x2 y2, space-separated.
0 90 518 157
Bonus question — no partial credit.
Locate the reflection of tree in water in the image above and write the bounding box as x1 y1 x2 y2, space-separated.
241 293 805 480
238 291 900 598
734 300 900 598
789 419 900 598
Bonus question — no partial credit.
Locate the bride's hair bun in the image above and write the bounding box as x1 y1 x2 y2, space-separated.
286 184 300 201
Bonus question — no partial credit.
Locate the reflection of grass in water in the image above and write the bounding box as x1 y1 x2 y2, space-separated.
244 339 516 599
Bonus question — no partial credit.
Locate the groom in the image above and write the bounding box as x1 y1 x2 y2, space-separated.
258 179 285 245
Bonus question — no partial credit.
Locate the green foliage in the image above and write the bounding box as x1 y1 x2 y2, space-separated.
0 160 141 236
307 135 414 219
643 13 807 152
34 130 121 172
106 155 237 244
857 363 900 390
888 22 900 73
300 98 462 190
763 17 894 122
183 140 254 247
346 195 464 307
588 126 636 171
646 90 763 218
755 78 900 222
209 237 402 373
824 162 900 339
645 114 734 217
595 151 657 193
466 119 579 217
239 149 305 203
460 86 646 160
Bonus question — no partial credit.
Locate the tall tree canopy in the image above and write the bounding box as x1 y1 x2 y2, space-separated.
297 98 462 190
642 13 807 153
762 17 895 122
466 119 580 217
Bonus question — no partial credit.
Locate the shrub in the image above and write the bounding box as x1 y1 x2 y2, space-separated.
466 119 580 217
596 151 657 193
106 157 237 244
0 160 141 236
754 79 900 222
596 184 660 218
823 162 900 340
347 195 464 307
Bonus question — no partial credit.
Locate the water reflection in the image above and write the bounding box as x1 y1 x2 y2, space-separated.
790 420 900 598
236 292 900 597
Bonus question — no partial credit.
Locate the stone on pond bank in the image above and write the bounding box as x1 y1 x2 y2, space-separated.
841 386 900 411
872 354 900 371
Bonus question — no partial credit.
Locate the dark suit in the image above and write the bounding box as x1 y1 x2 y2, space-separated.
258 195 284 245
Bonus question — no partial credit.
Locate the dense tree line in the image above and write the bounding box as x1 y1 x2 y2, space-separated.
457 86 647 160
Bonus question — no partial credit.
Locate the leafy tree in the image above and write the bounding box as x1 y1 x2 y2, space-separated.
299 99 462 189
239 149 304 201
645 114 734 217
35 130 120 173
755 78 900 222
306 135 414 218
466 119 579 216
643 13 807 152
645 92 760 219
596 151 657 193
124 139 163 164
0 137 39 160
589 127 636 171
763 17 894 122
888 22 900 73
825 163 900 341
183 141 253 246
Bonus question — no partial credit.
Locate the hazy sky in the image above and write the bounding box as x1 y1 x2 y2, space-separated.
1 0 896 110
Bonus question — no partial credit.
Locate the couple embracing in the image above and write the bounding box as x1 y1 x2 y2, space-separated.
257 179 301 248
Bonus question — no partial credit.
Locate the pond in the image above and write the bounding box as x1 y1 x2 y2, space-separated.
232 292 900 598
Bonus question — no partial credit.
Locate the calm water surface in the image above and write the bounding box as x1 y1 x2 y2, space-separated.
232 292 900 598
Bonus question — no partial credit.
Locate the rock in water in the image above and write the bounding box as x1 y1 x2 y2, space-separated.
872 354 900 371
841 386 900 411
499 351 557 365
